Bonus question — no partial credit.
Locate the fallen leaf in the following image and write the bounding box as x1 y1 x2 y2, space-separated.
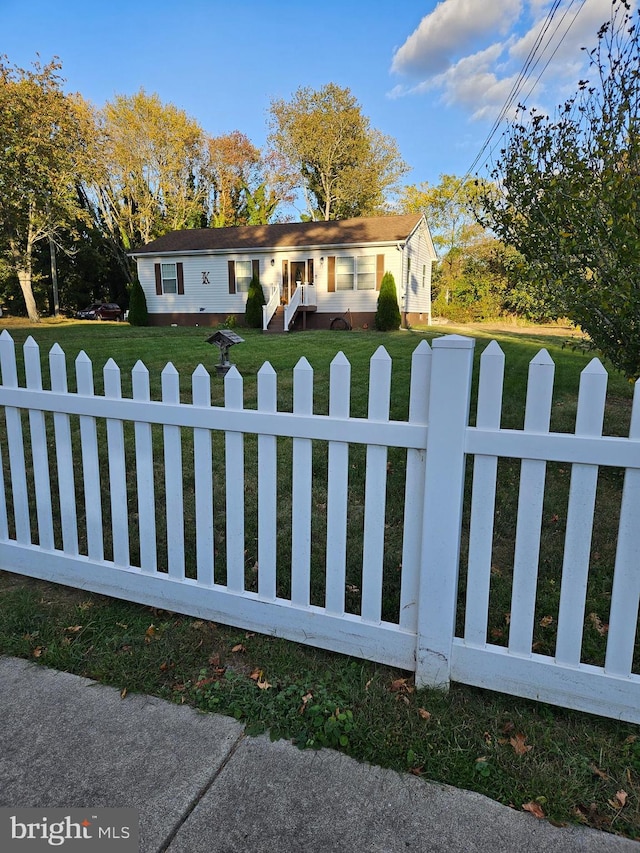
231 643 246 653
145 624 156 640
418 708 431 721
501 721 515 734
256 678 271 690
609 790 628 810
120 687 127 699
588 613 609 636
589 763 609 781
390 677 414 694
490 627 504 639
409 766 424 776
32 646 44 658
510 733 533 755
299 692 314 714
209 653 221 667
64 625 83 634
539 615 554 628
522 801 545 819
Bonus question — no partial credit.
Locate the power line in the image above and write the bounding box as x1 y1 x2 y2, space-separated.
464 0 587 179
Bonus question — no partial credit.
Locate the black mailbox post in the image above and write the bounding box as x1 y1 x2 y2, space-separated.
206 330 245 377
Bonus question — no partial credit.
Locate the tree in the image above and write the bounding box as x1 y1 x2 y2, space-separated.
127 278 148 326
268 84 409 220
477 1 640 377
84 89 208 282
206 131 261 227
375 272 401 331
398 175 487 258
245 275 266 328
0 58 94 320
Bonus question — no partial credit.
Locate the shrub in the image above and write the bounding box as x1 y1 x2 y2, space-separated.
245 276 266 328
374 272 401 331
127 279 148 326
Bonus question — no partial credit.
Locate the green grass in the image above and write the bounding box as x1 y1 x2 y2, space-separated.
0 317 639 838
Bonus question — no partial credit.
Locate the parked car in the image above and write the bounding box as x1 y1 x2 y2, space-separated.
76 303 122 321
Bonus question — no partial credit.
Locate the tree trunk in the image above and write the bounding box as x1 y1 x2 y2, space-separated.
17 267 40 322
10 236 40 322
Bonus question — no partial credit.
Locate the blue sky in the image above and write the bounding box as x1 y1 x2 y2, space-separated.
0 0 628 209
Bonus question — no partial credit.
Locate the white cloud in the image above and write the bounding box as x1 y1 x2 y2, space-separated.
390 0 637 121
391 0 522 75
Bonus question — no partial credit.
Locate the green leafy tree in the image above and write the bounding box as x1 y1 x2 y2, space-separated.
268 84 409 220
0 57 94 320
477 1 640 377
127 278 148 326
245 275 266 328
375 272 401 331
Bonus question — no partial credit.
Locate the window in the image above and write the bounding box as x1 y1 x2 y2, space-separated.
154 262 184 295
235 260 253 292
161 263 177 294
357 256 376 290
336 257 354 290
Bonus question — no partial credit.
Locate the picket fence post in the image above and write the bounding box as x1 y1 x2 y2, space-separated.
415 334 475 689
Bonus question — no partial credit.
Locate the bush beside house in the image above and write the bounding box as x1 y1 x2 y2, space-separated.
374 272 401 331
127 279 148 326
245 276 266 328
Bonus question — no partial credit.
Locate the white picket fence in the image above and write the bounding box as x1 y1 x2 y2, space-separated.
0 329 639 723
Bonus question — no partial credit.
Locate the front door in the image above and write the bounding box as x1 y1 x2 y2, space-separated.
290 261 306 297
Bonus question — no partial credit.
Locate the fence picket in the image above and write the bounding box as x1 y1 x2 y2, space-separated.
76 351 104 561
605 380 640 676
224 367 245 592
555 358 607 666
132 361 157 573
258 362 277 601
325 352 351 616
0 331 30 543
104 358 129 567
509 349 555 656
400 340 431 632
192 364 214 587
291 357 313 608
465 340 504 646
161 363 184 579
361 346 392 624
24 337 54 550
50 344 78 556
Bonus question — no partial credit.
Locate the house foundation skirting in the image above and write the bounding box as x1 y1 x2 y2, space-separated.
145 310 432 330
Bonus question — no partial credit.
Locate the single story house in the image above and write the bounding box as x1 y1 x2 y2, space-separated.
129 213 437 331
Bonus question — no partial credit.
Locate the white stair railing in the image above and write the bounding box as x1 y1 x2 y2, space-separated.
284 285 303 331
262 286 280 331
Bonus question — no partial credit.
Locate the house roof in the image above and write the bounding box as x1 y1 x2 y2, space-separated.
130 214 427 256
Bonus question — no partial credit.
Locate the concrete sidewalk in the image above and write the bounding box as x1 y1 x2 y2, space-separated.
0 656 637 853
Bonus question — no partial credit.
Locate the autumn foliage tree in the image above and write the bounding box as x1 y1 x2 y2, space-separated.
268 83 408 220
84 89 208 282
0 58 94 320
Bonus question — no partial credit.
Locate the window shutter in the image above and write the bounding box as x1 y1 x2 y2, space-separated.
252 259 260 281
376 254 385 290
228 260 236 294
327 256 336 292
154 263 162 295
308 259 314 284
177 262 184 295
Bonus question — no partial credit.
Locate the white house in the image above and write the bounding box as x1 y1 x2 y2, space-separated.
130 213 437 330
